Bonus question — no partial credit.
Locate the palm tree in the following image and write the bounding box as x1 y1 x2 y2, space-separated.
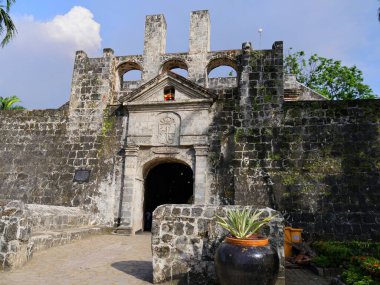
0 0 17 47
0 96 25 110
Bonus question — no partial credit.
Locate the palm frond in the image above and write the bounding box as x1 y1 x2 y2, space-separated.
0 7 17 47
5 1 16 12
0 96 24 110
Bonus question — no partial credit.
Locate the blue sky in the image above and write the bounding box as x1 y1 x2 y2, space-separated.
0 1 379 109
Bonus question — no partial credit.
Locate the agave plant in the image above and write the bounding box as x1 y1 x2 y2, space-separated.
216 208 276 239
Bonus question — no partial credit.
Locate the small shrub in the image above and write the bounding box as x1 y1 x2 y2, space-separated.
312 241 380 284
351 256 380 278
312 255 331 268
312 241 352 267
341 266 380 285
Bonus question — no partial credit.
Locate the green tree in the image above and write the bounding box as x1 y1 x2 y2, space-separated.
284 50 377 100
0 96 25 110
0 0 17 47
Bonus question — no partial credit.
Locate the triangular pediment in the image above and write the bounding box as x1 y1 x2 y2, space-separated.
119 71 216 104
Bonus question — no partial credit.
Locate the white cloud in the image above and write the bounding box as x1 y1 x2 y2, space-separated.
0 6 102 109
42 6 101 53
13 6 101 55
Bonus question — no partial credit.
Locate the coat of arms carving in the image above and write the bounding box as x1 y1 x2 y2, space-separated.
158 116 177 144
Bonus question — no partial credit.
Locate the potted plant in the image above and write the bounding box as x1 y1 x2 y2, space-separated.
214 208 279 285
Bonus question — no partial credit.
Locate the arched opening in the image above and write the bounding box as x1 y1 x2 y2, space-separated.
123 70 142 81
117 61 143 91
161 59 189 78
208 66 237 78
143 162 193 231
206 58 238 88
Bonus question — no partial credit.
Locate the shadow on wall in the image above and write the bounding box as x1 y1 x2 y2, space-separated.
277 101 380 240
111 260 153 282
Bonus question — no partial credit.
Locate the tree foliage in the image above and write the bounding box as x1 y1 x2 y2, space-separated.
0 96 25 110
0 0 17 47
284 50 377 100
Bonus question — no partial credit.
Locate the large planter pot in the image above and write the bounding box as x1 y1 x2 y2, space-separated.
215 236 279 285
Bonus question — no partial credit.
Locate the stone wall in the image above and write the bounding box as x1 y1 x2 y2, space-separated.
277 100 380 240
152 204 285 285
0 105 125 225
208 77 237 89
0 109 69 204
207 87 239 205
233 91 380 239
0 200 106 270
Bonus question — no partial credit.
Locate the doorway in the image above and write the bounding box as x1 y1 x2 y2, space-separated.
143 162 193 230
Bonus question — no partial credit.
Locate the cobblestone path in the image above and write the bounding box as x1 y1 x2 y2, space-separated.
1 232 330 285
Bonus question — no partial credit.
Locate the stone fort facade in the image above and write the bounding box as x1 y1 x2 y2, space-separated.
0 10 379 240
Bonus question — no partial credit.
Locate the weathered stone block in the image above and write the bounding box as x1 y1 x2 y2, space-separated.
154 246 171 259
0 221 5 235
174 222 184 235
4 222 18 242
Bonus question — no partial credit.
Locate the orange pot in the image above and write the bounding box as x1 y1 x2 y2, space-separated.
225 236 269 247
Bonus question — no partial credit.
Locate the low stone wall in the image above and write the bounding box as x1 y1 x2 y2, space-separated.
27 204 91 233
0 200 32 270
0 200 101 271
152 204 285 285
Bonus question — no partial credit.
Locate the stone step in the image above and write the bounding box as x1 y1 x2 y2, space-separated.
31 227 110 253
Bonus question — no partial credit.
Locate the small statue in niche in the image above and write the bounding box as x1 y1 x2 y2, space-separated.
164 86 175 101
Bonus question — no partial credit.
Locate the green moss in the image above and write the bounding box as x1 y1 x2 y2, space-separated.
97 108 117 158
304 155 342 174
101 108 115 137
282 171 302 186
248 129 255 136
252 100 260 111
268 153 281 160
264 94 272 103
249 50 265 66
209 153 220 168
234 128 244 143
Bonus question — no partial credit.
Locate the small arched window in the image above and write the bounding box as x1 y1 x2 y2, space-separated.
161 59 189 78
116 61 143 91
164 86 175 101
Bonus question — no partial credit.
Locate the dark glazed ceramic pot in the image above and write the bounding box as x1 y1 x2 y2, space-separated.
215 237 279 285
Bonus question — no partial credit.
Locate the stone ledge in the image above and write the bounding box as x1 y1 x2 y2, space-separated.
31 227 108 254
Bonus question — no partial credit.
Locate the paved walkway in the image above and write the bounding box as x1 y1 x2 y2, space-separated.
286 268 330 285
1 233 330 285
1 233 153 285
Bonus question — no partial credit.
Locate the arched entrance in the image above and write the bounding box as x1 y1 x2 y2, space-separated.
143 162 193 230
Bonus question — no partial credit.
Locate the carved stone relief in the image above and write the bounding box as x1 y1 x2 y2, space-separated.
156 112 180 145
158 117 176 144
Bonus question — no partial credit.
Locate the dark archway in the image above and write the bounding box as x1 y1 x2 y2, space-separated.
143 163 193 230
